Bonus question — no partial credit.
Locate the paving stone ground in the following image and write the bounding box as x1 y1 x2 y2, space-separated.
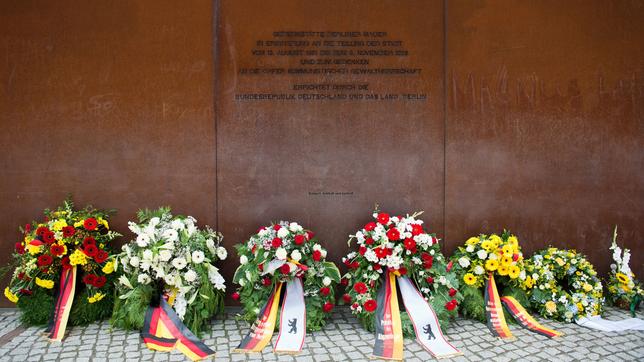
0 306 641 361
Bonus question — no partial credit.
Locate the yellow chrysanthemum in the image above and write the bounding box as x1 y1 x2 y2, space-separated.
51 219 68 231
97 218 109 229
545 300 557 313
36 277 54 289
615 272 630 285
508 265 520 279
466 237 480 245
498 265 509 276
69 249 88 266
27 244 42 255
4 287 19 303
102 261 115 274
500 255 513 266
507 236 518 247
485 259 499 271
489 234 502 246
524 276 534 288
88 292 105 304
576 302 584 312
463 273 477 286
582 283 593 292
501 245 513 256
481 240 494 252
555 257 565 267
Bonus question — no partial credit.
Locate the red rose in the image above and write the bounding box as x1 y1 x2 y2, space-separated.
84 244 98 257
84 218 98 230
43 231 56 244
306 230 315 240
256 226 265 233
386 228 400 241
15 242 25 255
320 287 330 296
50 244 65 257
342 294 352 303
262 277 272 287
231 292 240 301
403 238 416 252
83 237 96 247
422 253 433 269
323 302 334 313
446 261 453 272
445 300 456 311
340 278 349 287
411 224 423 236
449 288 457 297
83 274 98 286
94 250 108 264
271 237 282 248
61 257 71 270
397 267 408 276
62 226 75 238
513 253 520 262
359 246 367 255
258 263 264 272
312 250 322 261
350 261 360 269
364 299 378 312
294 234 305 245
364 222 377 231
94 275 107 288
37 254 53 267
280 264 291 274
365 237 374 245
273 224 281 231
373 264 381 270
36 227 49 237
377 213 390 224
353 282 368 294
426 276 434 284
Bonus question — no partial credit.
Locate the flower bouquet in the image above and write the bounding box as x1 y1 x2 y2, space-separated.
232 221 340 354
606 228 642 315
4 198 119 340
111 207 227 336
341 210 462 360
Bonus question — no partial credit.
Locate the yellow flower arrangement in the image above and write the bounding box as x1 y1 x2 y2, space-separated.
69 249 88 266
88 292 105 304
4 287 19 303
102 261 115 274
35 277 55 289
27 244 42 255
51 219 68 231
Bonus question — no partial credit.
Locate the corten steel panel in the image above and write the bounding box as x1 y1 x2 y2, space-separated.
0 1 216 306
216 0 445 282
445 0 644 276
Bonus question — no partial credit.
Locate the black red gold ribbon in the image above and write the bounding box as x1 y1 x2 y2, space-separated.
371 270 404 360
141 298 216 360
234 282 283 353
484 273 514 339
500 296 562 338
46 266 77 341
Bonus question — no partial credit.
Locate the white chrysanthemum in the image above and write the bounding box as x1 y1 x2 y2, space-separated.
136 234 150 248
276 247 287 260
184 269 198 283
129 256 140 268
172 257 187 270
192 250 205 264
162 229 179 242
174 296 187 319
476 250 488 259
159 249 172 262
322 276 331 286
137 274 151 285
140 261 151 272
488 252 498 260
458 257 471 268
277 228 289 238
216 247 227 260
240 255 248 265
171 219 185 230
291 249 302 262
211 272 225 290
365 249 379 263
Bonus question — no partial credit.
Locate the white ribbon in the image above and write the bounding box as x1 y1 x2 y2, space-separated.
274 278 306 354
576 315 644 332
398 276 462 359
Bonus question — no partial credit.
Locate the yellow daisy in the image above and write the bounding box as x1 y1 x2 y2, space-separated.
498 265 509 276
616 272 630 284
463 273 477 286
466 237 480 245
500 255 513 266
485 259 499 271
508 265 520 279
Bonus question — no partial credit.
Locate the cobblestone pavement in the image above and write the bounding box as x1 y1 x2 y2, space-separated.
0 307 641 361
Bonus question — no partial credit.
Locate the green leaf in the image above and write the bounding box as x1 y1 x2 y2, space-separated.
322 262 341 283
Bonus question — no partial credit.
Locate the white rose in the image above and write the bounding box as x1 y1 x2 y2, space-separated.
476 250 488 259
192 250 205 264
465 245 475 253
321 249 328 258
240 255 248 265
159 250 172 262
458 257 471 268
184 269 197 283
312 244 322 251
322 276 332 286
172 257 187 270
171 219 185 230
277 228 289 238
149 217 160 226
136 234 150 248
216 247 227 260
129 256 140 268
474 265 485 275
275 247 287 260
137 274 151 285
291 250 302 262
289 222 303 232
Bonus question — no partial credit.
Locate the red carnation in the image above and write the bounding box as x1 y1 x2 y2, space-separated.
258 263 264 272
273 224 281 231
397 267 408 276
449 288 457 297
364 222 377 231
353 282 368 294
37 254 53 267
19 289 32 296
305 230 315 240
373 264 381 270
17 272 26 280
422 253 434 269
62 226 76 238
262 277 272 287
83 237 96 247
280 264 291 274
94 250 109 264
312 250 322 261
36 226 49 237
84 244 98 257
84 218 98 230
513 253 520 262
294 234 305 245
83 274 98 286
340 278 349 287
61 257 71 270
411 224 423 236
445 300 456 311
365 237 374 245
377 213 390 225
43 231 56 244
320 287 330 296
446 260 454 272
50 244 65 257
386 228 400 241
350 261 360 269
403 238 416 252
232 292 240 301
426 276 434 284
15 242 25 255
323 302 334 313
359 246 367 255
342 294 352 303
374 247 389 259
271 237 282 248
364 299 378 312
94 275 107 288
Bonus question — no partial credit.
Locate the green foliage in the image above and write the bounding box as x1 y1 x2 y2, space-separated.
17 288 53 325
111 283 153 330
459 285 486 322
69 286 115 326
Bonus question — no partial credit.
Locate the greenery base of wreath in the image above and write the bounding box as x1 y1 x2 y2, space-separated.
459 284 529 325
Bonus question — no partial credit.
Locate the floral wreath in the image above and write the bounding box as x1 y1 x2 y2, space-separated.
528 247 603 322
112 207 227 335
340 210 461 336
451 231 531 322
4 198 120 326
606 228 642 314
232 221 340 332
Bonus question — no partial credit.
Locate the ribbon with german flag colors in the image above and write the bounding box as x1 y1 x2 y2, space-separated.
46 266 77 341
141 298 216 361
234 282 283 353
500 296 562 338
371 270 404 360
484 274 514 339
